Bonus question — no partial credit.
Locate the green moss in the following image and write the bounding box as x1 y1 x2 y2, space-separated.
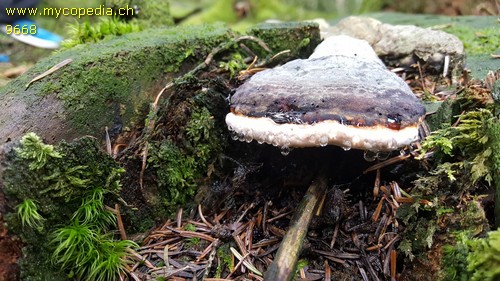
396 86 498 274
62 17 143 49
184 223 196 231
219 52 247 78
467 229 500 281
131 0 173 27
442 231 472 281
215 243 234 277
487 118 500 227
148 106 222 215
442 24 500 78
248 21 321 59
295 259 309 276
185 237 201 248
443 25 500 55
14 133 62 170
442 229 500 281
16 199 44 229
425 99 461 132
420 109 494 185
3 134 132 280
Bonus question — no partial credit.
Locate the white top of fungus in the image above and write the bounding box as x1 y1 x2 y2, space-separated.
310 35 382 64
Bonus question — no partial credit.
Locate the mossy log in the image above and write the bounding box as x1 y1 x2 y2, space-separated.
0 22 320 149
0 23 233 148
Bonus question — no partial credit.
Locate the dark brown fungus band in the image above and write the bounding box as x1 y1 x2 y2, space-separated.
226 35 426 153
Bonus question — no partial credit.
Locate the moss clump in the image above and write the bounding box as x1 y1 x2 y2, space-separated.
395 84 499 277
218 52 247 78
3 133 136 280
489 119 500 227
398 108 495 258
215 243 234 278
443 229 500 281
16 199 44 229
62 17 143 49
148 106 222 215
420 109 494 184
14 133 62 170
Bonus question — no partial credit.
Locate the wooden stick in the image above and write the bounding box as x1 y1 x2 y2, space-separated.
263 172 328 281
115 204 127 240
25 58 72 89
390 249 397 281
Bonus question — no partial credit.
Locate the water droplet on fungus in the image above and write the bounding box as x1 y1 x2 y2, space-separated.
319 135 329 147
364 150 377 162
280 146 291 156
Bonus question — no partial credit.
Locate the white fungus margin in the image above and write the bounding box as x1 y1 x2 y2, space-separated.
226 112 420 152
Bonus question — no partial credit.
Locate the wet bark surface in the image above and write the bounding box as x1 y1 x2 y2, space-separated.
0 195 21 281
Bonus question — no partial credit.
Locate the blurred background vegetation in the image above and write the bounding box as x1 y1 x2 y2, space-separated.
0 0 498 86
16 0 500 40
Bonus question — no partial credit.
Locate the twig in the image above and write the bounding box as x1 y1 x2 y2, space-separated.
230 247 262 276
203 240 219 280
266 210 293 222
130 250 155 269
193 35 272 76
235 202 254 225
177 208 183 229
373 169 381 199
115 204 127 240
246 220 254 251
324 260 331 281
165 227 216 242
262 201 269 235
233 233 248 257
198 204 214 228
264 171 328 281
25 58 72 89
128 271 141 281
105 126 112 156
163 245 169 267
197 238 219 262
330 223 339 249
363 154 411 174
316 191 327 216
390 250 397 281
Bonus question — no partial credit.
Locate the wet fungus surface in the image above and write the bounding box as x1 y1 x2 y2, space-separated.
226 35 426 153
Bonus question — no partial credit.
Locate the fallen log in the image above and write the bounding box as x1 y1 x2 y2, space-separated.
0 23 233 148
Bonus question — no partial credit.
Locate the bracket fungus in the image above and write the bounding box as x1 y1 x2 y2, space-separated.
226 35 426 156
